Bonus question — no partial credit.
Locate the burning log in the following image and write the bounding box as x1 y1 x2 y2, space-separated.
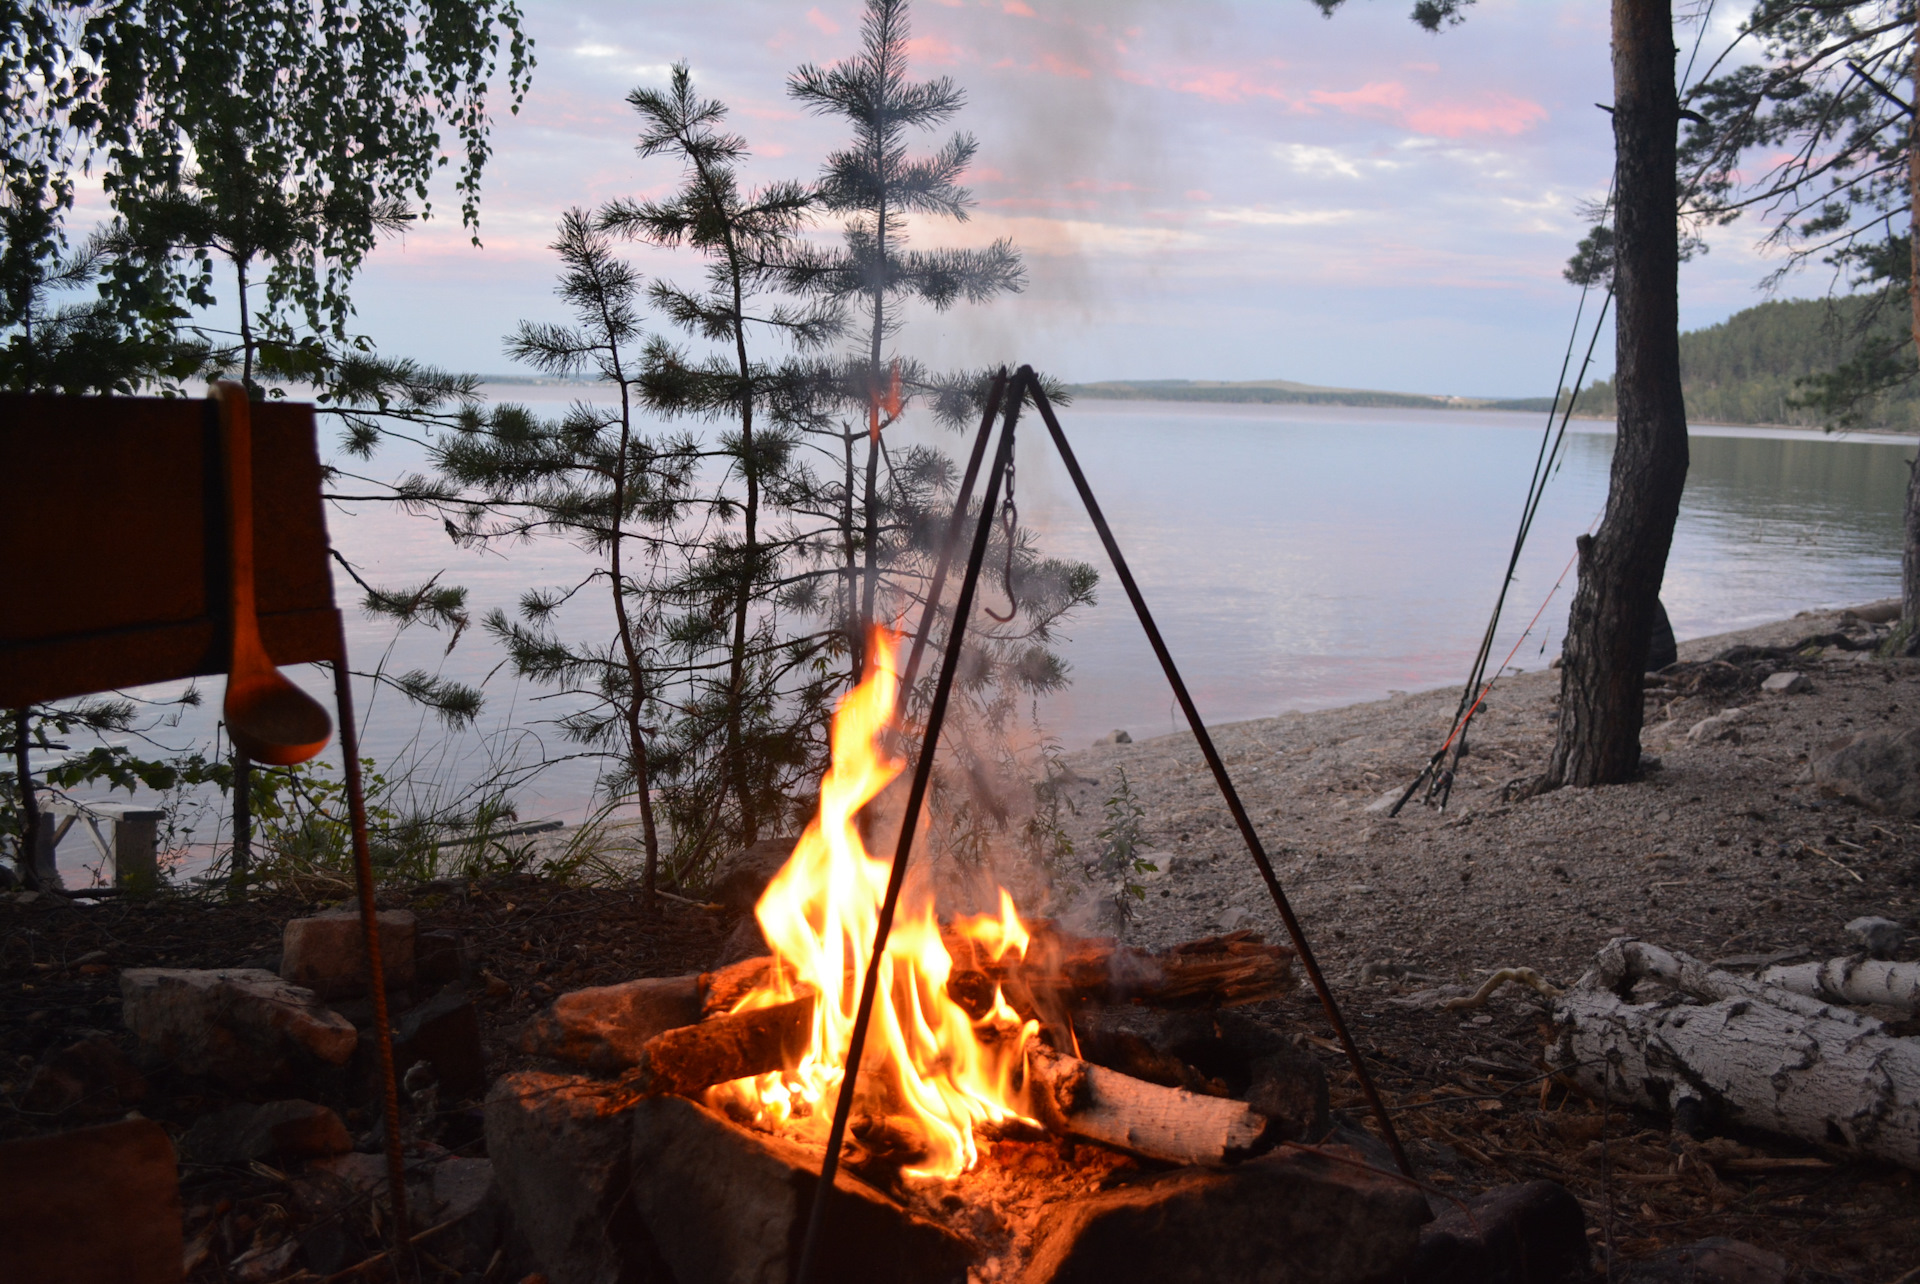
632 993 815 1097
943 926 1295 1021
1024 1045 1270 1167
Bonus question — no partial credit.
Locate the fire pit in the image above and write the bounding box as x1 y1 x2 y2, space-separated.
486 640 1431 1282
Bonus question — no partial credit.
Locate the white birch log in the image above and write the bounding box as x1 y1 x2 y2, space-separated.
1548 938 1920 1171
1760 958 1920 1014
1025 1045 1269 1166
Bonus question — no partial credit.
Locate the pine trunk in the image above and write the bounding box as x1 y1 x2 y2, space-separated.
1547 0 1689 787
1902 37 1920 655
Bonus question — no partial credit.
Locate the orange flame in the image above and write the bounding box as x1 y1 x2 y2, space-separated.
712 627 1039 1179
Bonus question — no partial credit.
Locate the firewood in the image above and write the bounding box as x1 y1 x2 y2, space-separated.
1024 1045 1270 1167
698 955 797 1018
635 993 814 1097
1759 957 1920 1014
1550 939 1920 1171
943 925 1295 1018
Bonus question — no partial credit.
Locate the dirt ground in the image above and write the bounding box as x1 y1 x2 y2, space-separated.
3 600 1918 1280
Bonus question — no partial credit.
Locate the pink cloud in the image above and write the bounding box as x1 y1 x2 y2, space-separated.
1185 189 1212 202
1170 68 1290 104
805 7 839 34
1308 81 1547 138
1039 52 1092 79
905 35 961 65
1003 0 1035 15
1405 94 1548 138
1310 81 1408 113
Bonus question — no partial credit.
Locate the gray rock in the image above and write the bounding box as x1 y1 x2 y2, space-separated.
1845 915 1908 959
486 1072 972 1284
1407 1180 1587 1284
182 1099 352 1164
420 1156 501 1272
1810 727 1920 815
1217 907 1254 933
394 987 486 1096
1021 1142 1427 1284
628 1094 971 1284
120 968 356 1087
19 1033 146 1118
1687 707 1749 744
1760 671 1811 694
415 930 466 985
706 836 799 914
486 1072 652 1284
281 908 416 1000
0 1119 183 1284
518 974 702 1074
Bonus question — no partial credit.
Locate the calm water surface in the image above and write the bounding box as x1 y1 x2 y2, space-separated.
54 391 1909 878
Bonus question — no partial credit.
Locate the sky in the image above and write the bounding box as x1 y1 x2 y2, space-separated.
318 0 1798 398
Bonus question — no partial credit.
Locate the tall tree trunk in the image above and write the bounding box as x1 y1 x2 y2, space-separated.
1547 0 1690 787
858 197 888 679
1901 35 1920 656
608 383 662 899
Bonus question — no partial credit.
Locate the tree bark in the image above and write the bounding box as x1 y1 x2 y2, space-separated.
1547 0 1690 786
1901 35 1920 655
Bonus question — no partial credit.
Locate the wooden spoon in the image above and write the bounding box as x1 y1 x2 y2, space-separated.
214 381 333 765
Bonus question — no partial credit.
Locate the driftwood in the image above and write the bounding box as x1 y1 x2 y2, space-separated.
1024 1045 1269 1166
944 926 1295 1023
1549 939 1920 1171
635 993 814 1097
1760 957 1920 1014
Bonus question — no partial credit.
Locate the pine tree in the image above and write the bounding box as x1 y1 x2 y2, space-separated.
602 64 843 856
785 0 1024 679
432 211 695 897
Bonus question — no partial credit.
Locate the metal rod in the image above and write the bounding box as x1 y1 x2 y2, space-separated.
331 659 413 1269
896 368 1008 707
793 375 1024 1284
1026 379 1415 1180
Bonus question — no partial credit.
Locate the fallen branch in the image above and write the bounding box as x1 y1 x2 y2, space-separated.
1760 957 1920 1014
1549 938 1920 1171
1442 967 1564 1010
1024 1044 1269 1166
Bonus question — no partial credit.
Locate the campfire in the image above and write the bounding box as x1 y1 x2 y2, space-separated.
709 630 1046 1180
487 628 1435 1283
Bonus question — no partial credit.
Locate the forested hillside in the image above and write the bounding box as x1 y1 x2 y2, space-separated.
1576 296 1919 430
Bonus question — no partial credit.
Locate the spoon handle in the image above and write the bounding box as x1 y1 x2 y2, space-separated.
214 382 266 672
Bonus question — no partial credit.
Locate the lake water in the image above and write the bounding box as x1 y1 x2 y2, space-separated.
43 391 1911 880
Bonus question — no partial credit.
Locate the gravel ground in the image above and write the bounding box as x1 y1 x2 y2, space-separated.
1046 600 1920 990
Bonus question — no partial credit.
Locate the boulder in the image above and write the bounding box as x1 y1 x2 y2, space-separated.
19 1032 147 1118
121 968 356 1087
486 1072 668 1284
0 1119 183 1284
1810 727 1920 816
394 987 487 1097
1845 915 1908 959
1020 1143 1428 1284
485 1071 973 1284
419 1155 501 1272
1407 1181 1588 1284
281 908 416 1000
707 836 799 914
181 1099 352 1164
519 975 702 1074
